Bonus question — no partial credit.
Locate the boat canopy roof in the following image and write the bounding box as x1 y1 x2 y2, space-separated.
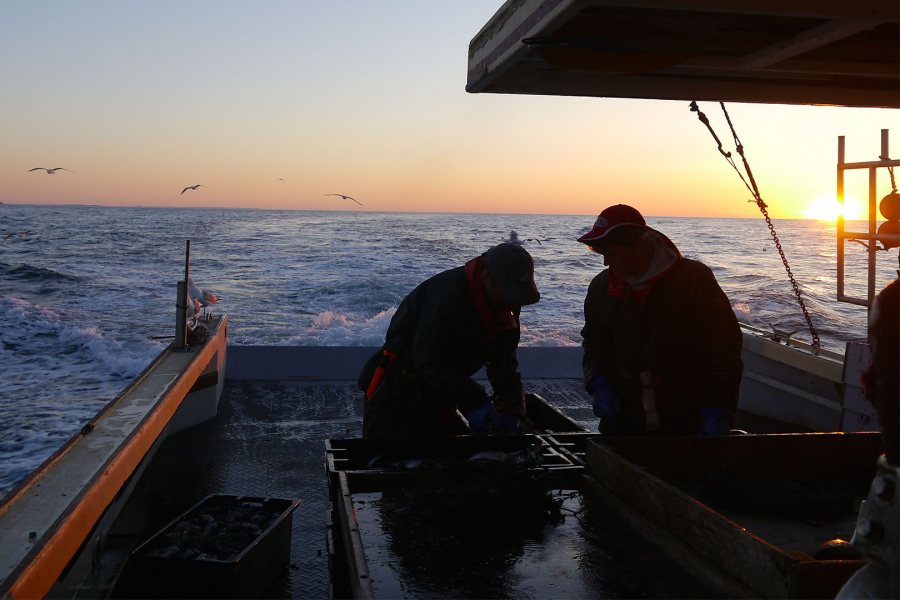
466 0 900 108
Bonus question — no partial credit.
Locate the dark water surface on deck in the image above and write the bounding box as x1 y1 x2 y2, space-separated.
112 379 716 599
356 488 715 599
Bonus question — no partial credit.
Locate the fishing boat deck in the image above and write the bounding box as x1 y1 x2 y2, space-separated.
94 376 804 599
107 379 593 598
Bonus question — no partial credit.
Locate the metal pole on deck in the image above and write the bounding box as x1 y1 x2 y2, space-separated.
837 136 845 302
175 240 191 350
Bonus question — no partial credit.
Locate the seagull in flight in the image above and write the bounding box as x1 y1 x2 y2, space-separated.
325 193 363 206
28 167 72 174
505 230 551 245
181 184 205 195
4 230 31 241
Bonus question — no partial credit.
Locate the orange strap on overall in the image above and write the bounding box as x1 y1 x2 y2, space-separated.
365 349 398 400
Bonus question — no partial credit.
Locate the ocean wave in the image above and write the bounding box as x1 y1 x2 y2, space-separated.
285 308 397 346
0 262 81 282
1 205 895 497
0 297 158 380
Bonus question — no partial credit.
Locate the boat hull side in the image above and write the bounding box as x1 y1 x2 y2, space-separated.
0 317 228 600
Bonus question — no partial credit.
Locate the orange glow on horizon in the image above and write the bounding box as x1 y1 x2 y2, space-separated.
803 194 867 221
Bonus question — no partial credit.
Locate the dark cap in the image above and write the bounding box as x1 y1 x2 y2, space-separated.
577 204 647 245
483 243 540 306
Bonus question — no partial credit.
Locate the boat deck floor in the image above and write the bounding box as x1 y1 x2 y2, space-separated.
89 379 803 599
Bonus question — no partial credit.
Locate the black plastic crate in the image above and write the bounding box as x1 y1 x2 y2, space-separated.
126 494 299 598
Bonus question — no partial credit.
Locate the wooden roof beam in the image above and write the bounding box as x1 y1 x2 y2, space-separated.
583 0 900 23
492 68 900 108
680 56 900 79
736 18 887 69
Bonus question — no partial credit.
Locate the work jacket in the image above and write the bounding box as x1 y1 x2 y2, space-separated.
582 256 743 435
862 279 899 465
358 262 525 439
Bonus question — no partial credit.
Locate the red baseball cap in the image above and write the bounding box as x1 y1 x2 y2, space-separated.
577 204 647 245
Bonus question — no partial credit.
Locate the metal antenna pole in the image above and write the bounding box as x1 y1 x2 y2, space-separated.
175 240 191 349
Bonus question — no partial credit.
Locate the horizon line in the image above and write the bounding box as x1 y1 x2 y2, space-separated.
0 201 864 221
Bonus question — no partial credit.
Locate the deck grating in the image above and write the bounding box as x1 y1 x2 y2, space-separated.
105 377 802 598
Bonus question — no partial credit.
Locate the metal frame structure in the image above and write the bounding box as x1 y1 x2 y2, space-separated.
836 129 900 314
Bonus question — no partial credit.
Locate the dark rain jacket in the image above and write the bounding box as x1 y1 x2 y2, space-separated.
582 255 743 435
862 279 899 465
358 262 525 439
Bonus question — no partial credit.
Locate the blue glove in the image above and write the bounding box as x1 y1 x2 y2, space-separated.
465 400 497 434
492 412 521 434
698 407 732 436
588 376 621 426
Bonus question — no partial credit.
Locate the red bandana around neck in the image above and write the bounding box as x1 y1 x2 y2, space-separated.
464 256 517 333
607 262 679 305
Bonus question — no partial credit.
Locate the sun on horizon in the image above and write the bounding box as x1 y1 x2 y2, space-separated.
803 194 867 221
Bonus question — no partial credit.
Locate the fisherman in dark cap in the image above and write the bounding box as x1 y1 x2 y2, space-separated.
577 204 743 436
358 243 540 439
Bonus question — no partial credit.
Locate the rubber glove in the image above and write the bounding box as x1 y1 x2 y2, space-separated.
588 375 621 426
492 412 521 434
698 407 732 436
465 399 497 434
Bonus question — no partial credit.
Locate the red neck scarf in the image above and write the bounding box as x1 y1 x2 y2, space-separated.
607 263 679 305
465 256 517 333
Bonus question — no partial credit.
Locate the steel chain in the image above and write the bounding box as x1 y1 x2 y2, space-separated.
755 199 821 350
691 101 821 351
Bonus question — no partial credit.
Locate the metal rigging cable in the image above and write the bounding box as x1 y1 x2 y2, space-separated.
689 101 821 352
878 155 900 270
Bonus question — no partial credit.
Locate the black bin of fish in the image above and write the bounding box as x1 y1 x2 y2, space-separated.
125 494 300 599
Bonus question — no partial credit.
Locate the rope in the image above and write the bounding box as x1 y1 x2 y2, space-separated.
690 101 821 352
880 154 900 271
879 153 897 193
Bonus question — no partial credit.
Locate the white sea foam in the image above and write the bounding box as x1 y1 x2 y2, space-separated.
732 302 752 321
0 205 895 496
286 308 397 346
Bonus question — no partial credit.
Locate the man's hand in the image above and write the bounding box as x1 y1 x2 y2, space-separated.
698 407 732 436
492 412 521 434
465 399 497 434
588 376 621 427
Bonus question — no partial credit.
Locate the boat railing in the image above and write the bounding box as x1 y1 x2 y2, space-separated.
739 322 845 362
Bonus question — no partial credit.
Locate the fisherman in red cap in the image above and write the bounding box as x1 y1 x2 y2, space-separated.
577 204 743 436
358 243 540 439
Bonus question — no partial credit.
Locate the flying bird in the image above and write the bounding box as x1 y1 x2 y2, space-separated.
504 230 551 245
181 184 205 195
28 167 72 174
325 193 363 206
4 230 31 241
527 236 555 245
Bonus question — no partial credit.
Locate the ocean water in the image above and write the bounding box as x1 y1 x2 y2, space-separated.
1 204 897 496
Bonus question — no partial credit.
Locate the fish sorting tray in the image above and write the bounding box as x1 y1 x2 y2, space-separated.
325 435 714 598
571 432 883 598
126 494 300 599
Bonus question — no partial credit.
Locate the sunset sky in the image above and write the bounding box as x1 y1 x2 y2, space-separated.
1 1 896 219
